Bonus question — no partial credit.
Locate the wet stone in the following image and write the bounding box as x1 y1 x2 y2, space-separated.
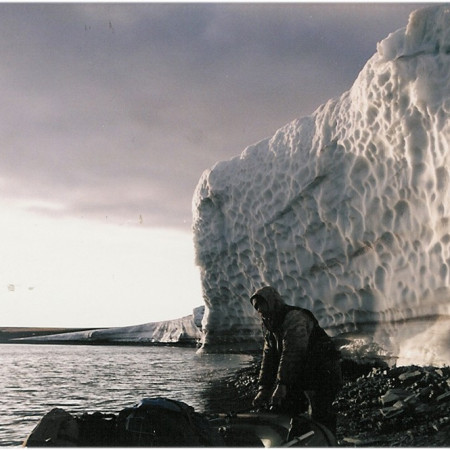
380 388 409 405
437 391 450 402
334 364 450 446
219 360 450 446
399 370 423 384
380 406 404 419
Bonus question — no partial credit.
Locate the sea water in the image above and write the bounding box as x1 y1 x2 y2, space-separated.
0 344 254 446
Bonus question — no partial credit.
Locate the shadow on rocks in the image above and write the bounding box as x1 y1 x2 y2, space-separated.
201 356 450 447
201 360 260 415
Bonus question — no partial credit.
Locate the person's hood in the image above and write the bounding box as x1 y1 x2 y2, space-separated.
250 286 285 313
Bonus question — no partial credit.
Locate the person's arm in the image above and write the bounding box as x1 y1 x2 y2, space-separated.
276 310 314 386
258 334 278 388
253 334 278 406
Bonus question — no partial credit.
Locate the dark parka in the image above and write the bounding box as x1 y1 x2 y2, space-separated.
251 286 340 392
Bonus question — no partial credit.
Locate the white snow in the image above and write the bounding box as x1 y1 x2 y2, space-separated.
192 5 450 365
17 307 204 345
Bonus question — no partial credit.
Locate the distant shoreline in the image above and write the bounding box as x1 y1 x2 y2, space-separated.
0 327 200 348
0 327 101 343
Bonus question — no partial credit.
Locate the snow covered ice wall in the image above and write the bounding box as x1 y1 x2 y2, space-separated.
17 307 204 345
192 5 450 365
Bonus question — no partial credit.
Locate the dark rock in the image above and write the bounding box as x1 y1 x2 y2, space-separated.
437 391 450 402
204 359 450 447
380 388 409 405
380 405 405 419
398 370 422 384
335 365 450 446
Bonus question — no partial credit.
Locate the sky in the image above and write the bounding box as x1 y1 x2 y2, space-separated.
0 2 433 328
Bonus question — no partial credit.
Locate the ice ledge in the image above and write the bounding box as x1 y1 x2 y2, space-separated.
378 5 450 61
14 306 205 346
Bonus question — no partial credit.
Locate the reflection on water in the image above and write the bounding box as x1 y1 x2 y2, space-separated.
0 344 254 446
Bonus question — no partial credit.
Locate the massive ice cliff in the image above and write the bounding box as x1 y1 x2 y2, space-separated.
192 5 450 365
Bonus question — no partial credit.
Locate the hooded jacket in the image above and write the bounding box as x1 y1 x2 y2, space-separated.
251 286 337 388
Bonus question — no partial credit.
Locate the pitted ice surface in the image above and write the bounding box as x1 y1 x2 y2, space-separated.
193 5 450 365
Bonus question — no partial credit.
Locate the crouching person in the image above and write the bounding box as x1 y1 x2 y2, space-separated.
250 286 342 437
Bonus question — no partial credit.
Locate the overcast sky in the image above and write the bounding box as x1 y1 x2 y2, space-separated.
0 2 430 229
0 3 432 328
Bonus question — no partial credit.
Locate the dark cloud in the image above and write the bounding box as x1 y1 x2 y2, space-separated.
0 3 428 230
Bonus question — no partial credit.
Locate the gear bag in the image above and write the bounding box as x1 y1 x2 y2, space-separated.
24 399 224 447
117 397 224 447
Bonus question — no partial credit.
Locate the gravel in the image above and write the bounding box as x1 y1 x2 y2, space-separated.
204 359 450 447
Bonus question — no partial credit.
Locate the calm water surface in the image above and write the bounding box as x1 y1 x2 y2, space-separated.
0 344 254 447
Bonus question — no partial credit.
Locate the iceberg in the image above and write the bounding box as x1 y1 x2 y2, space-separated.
192 5 450 365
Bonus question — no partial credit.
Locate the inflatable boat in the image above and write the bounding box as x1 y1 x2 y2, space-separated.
209 410 337 447
23 397 337 447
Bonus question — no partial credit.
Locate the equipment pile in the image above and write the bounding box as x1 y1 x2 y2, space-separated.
23 398 224 447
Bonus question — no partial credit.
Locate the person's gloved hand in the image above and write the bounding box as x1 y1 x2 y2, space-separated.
270 384 287 407
252 386 272 407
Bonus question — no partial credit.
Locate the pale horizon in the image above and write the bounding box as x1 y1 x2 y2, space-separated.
0 3 427 328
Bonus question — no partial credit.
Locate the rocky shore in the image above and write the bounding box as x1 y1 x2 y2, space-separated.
335 365 450 446
203 360 450 447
